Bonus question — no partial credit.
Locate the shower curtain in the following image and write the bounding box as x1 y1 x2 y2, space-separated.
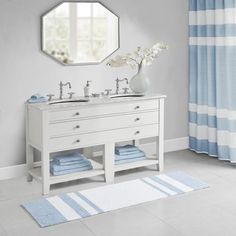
189 0 236 162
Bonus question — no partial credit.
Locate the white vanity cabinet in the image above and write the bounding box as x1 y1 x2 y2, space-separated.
26 95 165 194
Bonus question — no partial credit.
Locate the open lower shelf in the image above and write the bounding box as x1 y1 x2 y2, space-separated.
28 160 104 185
114 155 159 172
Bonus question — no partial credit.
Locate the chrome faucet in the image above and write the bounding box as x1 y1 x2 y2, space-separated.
59 81 72 100
115 77 128 94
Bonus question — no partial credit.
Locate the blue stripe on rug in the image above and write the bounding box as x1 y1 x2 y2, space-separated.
59 194 91 218
75 192 104 213
141 179 170 196
167 171 209 190
22 199 67 227
149 176 184 194
22 171 209 228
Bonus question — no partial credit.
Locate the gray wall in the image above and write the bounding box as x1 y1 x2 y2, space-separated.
0 0 188 168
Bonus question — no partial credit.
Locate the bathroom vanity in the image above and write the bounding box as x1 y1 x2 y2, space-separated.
26 94 166 194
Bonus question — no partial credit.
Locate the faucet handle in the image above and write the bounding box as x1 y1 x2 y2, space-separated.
46 94 55 101
68 92 75 99
105 89 112 96
122 88 129 94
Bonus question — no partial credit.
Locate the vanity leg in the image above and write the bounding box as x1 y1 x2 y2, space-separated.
103 142 114 183
41 111 50 195
25 105 34 182
157 98 164 171
26 144 34 182
42 150 50 195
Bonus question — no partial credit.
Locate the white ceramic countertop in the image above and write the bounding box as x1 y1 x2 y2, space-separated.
27 93 166 111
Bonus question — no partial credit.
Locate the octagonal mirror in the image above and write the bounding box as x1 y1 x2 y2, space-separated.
41 2 119 65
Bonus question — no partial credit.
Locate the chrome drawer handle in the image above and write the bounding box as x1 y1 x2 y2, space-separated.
76 139 80 143
75 125 80 129
74 112 80 116
135 118 140 122
134 106 140 110
135 131 140 135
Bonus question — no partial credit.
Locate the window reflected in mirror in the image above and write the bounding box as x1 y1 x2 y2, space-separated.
42 2 119 65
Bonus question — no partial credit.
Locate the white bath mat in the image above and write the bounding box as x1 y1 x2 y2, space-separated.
22 171 209 227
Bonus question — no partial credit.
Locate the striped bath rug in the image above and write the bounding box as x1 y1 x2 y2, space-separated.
22 171 209 227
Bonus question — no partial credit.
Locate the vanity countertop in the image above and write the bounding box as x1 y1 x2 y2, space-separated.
27 93 166 111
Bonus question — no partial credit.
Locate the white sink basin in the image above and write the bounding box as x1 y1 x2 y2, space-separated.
48 99 89 105
109 94 144 99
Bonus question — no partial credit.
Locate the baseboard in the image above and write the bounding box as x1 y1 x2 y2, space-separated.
0 164 26 181
0 137 188 180
164 137 189 152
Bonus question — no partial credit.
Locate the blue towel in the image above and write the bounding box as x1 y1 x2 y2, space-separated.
115 149 141 156
115 151 146 161
53 153 85 164
27 93 47 103
28 98 47 103
54 159 88 166
30 93 44 100
50 159 92 172
115 156 147 165
115 145 140 155
50 165 93 176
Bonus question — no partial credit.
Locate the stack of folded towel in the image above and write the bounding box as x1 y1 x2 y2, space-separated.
115 145 147 165
27 93 47 103
50 152 93 176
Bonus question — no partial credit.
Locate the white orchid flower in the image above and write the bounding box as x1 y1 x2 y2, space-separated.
107 41 168 69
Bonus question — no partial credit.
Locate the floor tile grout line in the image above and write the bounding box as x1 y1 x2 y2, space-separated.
138 204 187 236
79 219 98 236
80 206 185 236
0 223 9 236
145 209 190 236
154 217 187 236
212 203 236 218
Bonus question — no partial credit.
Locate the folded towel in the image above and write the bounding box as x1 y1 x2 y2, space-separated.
115 156 147 165
30 93 44 100
50 165 93 176
28 97 47 103
115 149 141 156
54 159 88 166
27 94 47 103
53 152 85 164
50 159 92 172
115 151 146 161
115 145 140 155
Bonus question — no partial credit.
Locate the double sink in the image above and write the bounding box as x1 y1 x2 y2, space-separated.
48 94 144 105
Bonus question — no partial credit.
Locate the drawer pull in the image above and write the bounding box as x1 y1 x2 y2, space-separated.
134 106 140 110
76 139 80 143
75 125 80 129
135 118 140 122
74 112 80 116
135 131 140 135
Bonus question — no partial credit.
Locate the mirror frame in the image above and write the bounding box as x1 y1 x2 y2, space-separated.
41 1 120 66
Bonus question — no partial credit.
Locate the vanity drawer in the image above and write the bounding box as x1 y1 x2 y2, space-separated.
49 111 159 137
49 99 159 122
49 124 159 151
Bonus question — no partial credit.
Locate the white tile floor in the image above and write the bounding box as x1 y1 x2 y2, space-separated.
0 150 236 236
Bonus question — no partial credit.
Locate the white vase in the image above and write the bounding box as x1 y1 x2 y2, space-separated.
129 64 150 94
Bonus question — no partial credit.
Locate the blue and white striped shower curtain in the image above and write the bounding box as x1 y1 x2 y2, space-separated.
189 0 236 162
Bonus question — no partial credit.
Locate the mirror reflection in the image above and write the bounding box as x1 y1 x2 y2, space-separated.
42 2 119 65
